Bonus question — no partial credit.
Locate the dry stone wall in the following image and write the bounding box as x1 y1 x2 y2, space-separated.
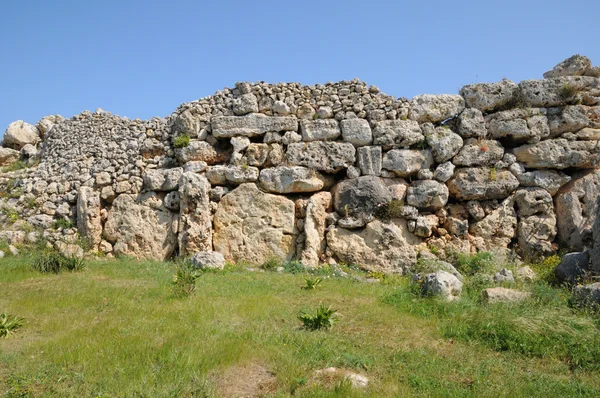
1 54 600 274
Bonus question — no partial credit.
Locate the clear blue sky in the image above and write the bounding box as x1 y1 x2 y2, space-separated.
1 0 599 137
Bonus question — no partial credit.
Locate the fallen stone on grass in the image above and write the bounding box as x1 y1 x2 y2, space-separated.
571 283 600 309
421 270 462 301
314 367 369 389
554 251 591 285
482 287 531 303
190 251 226 270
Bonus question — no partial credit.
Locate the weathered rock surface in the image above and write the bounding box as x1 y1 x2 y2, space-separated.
452 139 504 166
544 55 592 78
300 192 332 267
382 149 434 177
516 170 571 195
519 76 600 107
554 251 591 285
555 170 600 250
300 119 340 141
406 180 449 211
332 176 392 220
176 141 231 164
2 120 40 149
372 119 424 149
76 187 102 250
421 270 463 301
571 283 600 309
482 288 531 303
326 219 421 273
470 197 517 249
213 183 296 264
410 94 465 123
104 193 177 260
447 168 519 200
143 168 183 191
340 118 373 147
178 172 212 255
259 166 331 194
426 127 463 163
286 142 356 173
0 147 20 166
212 114 297 138
357 146 382 176
190 251 226 270
461 79 520 112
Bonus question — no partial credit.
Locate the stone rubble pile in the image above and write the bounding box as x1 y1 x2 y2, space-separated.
1 54 599 276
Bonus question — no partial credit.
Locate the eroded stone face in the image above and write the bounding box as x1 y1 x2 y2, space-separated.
213 183 296 264
326 219 421 273
447 168 519 200
286 142 356 173
212 114 298 138
104 193 178 260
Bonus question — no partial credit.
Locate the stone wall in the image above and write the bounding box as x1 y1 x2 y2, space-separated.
1 54 600 273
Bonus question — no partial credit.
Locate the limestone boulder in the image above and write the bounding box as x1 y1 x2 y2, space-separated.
76 187 102 250
190 252 226 270
469 197 517 250
0 147 20 166
519 76 600 107
286 142 356 173
514 188 554 217
172 109 209 139
259 166 332 194
340 118 373 147
591 197 600 273
517 214 556 261
460 79 519 112
372 119 424 149
434 161 455 182
178 172 212 255
233 93 259 115
409 94 465 123
426 127 463 163
516 170 571 195
546 106 590 137
555 170 600 250
543 55 592 78
326 219 421 273
103 192 177 260
406 180 449 211
515 139 600 169
36 115 63 138
357 146 382 176
300 119 340 141
452 139 504 166
482 288 531 304
332 176 392 220
2 120 40 149
213 183 296 264
175 141 231 165
382 149 434 177
485 108 549 143
421 270 463 301
555 251 592 285
300 192 332 267
212 114 297 138
571 283 600 309
447 167 519 200
143 167 183 191
457 108 487 138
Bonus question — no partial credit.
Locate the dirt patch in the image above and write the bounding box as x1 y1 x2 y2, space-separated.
214 362 277 398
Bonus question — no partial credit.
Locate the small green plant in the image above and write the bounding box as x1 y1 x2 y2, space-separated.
452 251 495 276
53 218 74 230
375 199 405 221
25 196 38 209
1 207 19 224
173 134 191 149
1 160 28 173
302 276 323 290
0 313 24 338
298 303 337 331
559 83 578 100
414 138 429 150
172 262 201 297
261 257 280 271
489 167 497 181
32 250 85 274
283 260 305 274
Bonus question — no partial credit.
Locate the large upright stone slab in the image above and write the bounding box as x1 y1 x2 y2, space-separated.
357 146 382 176
300 192 332 267
519 76 600 107
77 187 102 250
212 114 298 138
178 172 212 255
286 142 356 173
555 170 600 250
326 219 421 274
213 183 296 264
340 119 373 147
104 192 177 260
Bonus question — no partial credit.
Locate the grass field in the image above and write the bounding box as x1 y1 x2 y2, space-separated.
1 254 600 397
